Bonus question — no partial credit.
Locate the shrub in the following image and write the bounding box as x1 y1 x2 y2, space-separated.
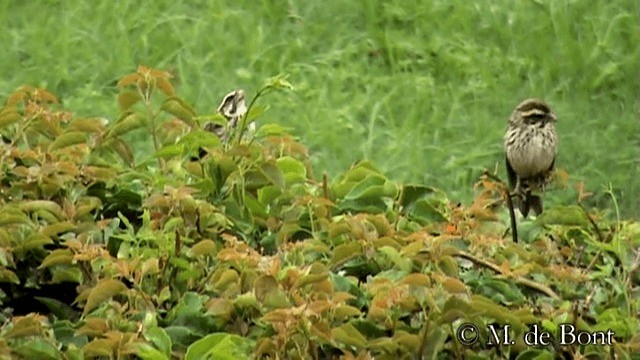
0 67 637 359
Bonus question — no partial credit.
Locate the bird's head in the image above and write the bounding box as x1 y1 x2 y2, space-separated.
511 98 557 126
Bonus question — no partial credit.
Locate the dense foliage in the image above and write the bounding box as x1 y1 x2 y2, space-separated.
0 68 638 359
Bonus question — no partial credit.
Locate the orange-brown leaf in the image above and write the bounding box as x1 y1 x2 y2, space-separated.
117 73 141 88
83 279 128 315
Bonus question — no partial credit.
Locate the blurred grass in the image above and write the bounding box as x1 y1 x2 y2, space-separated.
0 0 637 218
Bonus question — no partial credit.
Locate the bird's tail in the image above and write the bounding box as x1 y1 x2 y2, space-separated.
516 191 543 218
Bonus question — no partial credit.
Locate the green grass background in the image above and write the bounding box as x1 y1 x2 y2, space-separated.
1 0 637 218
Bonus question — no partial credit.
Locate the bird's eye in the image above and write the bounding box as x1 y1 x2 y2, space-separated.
524 113 547 124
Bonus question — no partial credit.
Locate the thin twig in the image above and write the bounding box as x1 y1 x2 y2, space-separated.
482 170 518 243
236 86 272 145
455 250 560 300
322 172 329 199
584 249 602 274
416 312 430 360
577 203 605 276
577 203 604 243
505 188 519 243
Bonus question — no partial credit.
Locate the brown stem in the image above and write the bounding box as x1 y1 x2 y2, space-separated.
416 314 430 360
454 250 560 300
482 170 518 243
322 171 329 200
578 203 604 243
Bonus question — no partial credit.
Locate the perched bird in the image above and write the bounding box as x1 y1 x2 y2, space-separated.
204 89 249 141
217 89 248 135
197 89 251 159
503 98 558 218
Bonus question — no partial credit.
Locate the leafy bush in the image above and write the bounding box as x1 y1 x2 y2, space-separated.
0 67 638 359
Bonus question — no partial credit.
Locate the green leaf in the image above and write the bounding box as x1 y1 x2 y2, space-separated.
276 156 306 184
169 257 192 270
165 292 219 338
155 143 185 159
260 162 286 190
593 308 638 338
190 239 217 257
52 320 87 348
185 333 254 360
378 246 412 273
39 249 74 268
331 161 384 198
106 112 145 139
330 242 361 266
40 221 76 237
368 337 400 354
102 137 135 165
0 212 32 226
351 319 388 338
331 323 368 349
163 326 200 349
421 320 448 360
0 268 19 284
399 184 448 224
440 297 476 324
35 297 80 321
255 123 293 137
69 117 107 133
135 344 170 360
244 104 266 123
263 75 294 91
50 267 83 283
82 339 113 358
481 278 525 303
245 193 268 218
48 131 88 151
295 272 329 288
333 305 362 320
222 198 254 234
143 326 172 358
345 176 386 198
470 295 526 333
399 184 437 208
117 90 142 111
535 205 589 226
164 216 184 232
83 279 128 315
0 106 22 128
13 338 63 360
233 292 260 311
257 185 282 206
337 175 396 213
161 96 197 126
179 129 222 153
19 200 65 220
